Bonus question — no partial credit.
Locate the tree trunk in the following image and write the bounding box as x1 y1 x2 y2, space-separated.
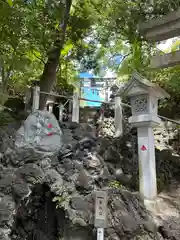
1 65 5 92
39 47 60 109
39 0 72 110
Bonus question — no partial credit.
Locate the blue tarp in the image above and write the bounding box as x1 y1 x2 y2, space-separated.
79 72 101 107
79 72 96 78
79 54 122 107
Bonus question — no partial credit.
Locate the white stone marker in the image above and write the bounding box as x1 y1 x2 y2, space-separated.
104 79 109 102
95 191 108 240
48 102 54 113
116 72 169 200
97 228 104 240
59 103 64 122
32 86 40 112
72 83 80 123
115 96 123 137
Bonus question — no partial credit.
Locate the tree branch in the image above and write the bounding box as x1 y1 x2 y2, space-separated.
56 0 72 47
31 50 46 64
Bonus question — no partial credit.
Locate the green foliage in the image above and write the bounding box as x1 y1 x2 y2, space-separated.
109 180 124 189
6 0 13 7
53 195 68 207
52 193 70 210
0 0 105 94
0 93 9 106
90 0 180 82
1 0 180 97
0 110 15 126
52 184 70 210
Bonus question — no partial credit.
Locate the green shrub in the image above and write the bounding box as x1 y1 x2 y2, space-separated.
0 110 15 126
0 93 9 106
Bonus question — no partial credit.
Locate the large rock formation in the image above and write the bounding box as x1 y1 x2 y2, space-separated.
0 110 180 239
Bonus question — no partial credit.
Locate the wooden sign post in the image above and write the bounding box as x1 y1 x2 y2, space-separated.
95 191 108 240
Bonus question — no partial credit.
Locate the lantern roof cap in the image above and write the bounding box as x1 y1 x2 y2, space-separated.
116 71 170 99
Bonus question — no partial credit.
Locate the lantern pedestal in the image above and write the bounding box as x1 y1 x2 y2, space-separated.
137 125 157 199
129 115 160 199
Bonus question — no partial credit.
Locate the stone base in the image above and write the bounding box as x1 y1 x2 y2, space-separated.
129 114 161 128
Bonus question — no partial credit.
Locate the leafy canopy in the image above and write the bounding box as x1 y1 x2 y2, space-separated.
1 0 180 101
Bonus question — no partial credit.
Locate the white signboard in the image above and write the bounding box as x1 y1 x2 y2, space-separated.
94 191 107 228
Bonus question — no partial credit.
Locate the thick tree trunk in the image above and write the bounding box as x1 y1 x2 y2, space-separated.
39 0 72 110
39 47 60 109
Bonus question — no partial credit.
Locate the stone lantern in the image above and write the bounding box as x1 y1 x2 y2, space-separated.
116 72 169 200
